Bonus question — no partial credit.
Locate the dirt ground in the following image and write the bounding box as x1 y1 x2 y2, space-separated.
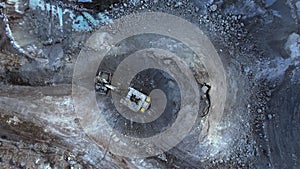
0 0 299 168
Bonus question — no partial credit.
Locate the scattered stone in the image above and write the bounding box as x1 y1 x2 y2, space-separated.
266 90 272 97
174 2 183 8
263 0 277 7
210 4 217 12
1 0 299 168
6 116 21 125
157 153 167 161
267 114 272 120
201 85 209 93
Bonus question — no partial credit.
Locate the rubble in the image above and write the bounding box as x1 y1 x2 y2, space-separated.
0 0 299 168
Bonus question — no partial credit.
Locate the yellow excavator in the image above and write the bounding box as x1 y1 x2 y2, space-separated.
95 70 151 113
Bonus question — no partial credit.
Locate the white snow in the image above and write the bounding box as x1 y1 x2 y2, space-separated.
284 33 300 59
256 33 300 82
255 57 292 81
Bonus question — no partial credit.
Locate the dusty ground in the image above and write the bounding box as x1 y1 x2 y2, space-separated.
0 0 299 168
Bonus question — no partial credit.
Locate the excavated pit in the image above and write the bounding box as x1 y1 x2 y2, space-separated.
0 0 299 168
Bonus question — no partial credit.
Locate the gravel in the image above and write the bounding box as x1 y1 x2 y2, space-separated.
0 0 299 168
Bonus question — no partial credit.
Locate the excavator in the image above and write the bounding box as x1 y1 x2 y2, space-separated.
95 70 151 113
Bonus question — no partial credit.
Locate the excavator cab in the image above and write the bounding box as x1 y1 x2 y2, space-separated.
120 87 151 113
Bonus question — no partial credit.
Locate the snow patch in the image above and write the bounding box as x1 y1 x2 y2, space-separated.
255 57 292 81
206 126 233 157
284 33 300 59
256 33 300 82
29 0 112 32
